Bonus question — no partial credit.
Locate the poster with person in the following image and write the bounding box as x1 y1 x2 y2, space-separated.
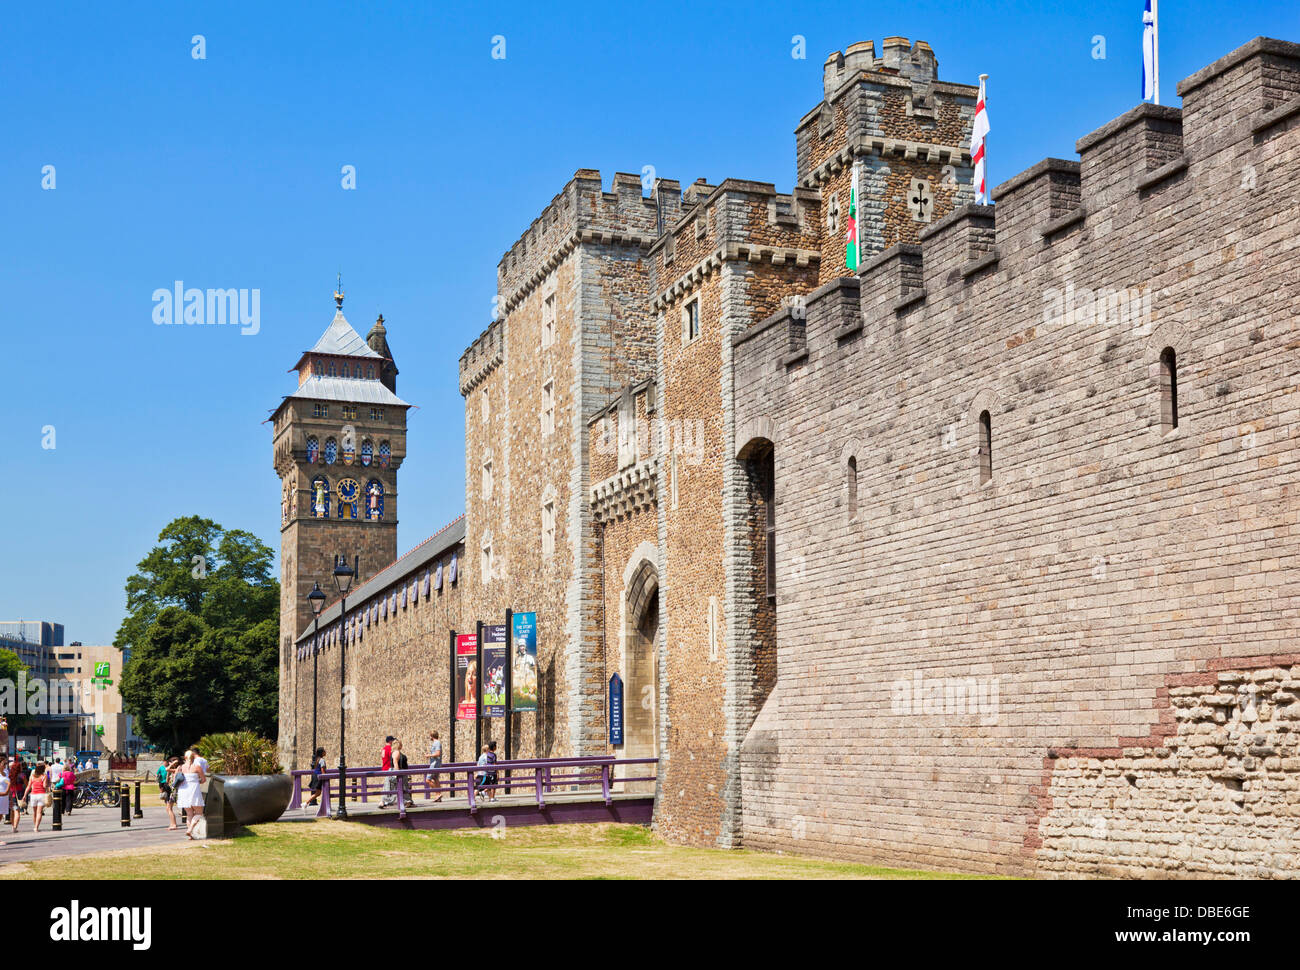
511 611 538 712
482 625 507 717
455 632 478 720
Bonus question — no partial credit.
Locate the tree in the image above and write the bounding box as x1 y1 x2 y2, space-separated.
0 649 36 736
115 517 280 750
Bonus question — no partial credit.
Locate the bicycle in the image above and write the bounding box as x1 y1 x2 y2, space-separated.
72 780 122 808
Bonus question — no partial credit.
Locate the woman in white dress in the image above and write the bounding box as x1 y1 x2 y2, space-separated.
175 749 206 840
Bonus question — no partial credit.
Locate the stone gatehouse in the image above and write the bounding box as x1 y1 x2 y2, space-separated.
275 35 1300 877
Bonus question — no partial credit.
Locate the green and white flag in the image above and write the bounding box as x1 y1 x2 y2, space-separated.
845 164 859 271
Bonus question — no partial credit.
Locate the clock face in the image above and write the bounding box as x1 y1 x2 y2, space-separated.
338 478 360 502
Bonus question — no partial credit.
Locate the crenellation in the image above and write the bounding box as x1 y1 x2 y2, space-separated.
1176 37 1300 158
915 202 996 289
991 159 1082 255
280 33 1299 876
732 34 1300 877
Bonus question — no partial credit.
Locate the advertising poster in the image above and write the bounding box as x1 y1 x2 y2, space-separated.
511 611 539 712
455 632 478 721
482 624 507 717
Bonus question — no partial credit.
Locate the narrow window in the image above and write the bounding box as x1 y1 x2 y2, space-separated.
1160 347 1179 431
481 387 489 424
847 455 858 519
670 450 679 510
481 540 493 582
707 596 719 661
541 501 555 557
683 299 700 343
482 459 493 499
541 380 555 436
542 294 556 349
328 362 336 377
978 410 992 484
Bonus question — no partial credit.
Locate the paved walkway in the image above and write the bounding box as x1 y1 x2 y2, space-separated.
0 802 199 866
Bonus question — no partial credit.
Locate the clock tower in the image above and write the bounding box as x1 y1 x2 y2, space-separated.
270 287 410 764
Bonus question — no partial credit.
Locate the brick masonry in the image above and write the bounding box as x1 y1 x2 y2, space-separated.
732 37 1300 876
275 36 1300 876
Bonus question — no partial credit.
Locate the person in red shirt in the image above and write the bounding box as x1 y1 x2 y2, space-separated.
380 735 397 808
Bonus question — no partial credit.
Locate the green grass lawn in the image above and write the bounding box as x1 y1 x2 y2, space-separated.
0 821 997 880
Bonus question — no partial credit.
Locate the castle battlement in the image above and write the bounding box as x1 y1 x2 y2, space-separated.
647 177 820 271
458 317 504 395
740 34 1300 375
732 35 1300 876
820 37 938 100
491 167 677 319
797 37 976 189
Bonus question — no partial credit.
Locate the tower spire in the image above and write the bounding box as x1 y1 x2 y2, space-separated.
334 272 345 310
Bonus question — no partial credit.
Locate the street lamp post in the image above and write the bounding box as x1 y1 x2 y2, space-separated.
307 582 326 758
333 554 357 820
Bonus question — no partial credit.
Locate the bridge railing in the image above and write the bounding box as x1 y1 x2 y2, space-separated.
288 755 658 820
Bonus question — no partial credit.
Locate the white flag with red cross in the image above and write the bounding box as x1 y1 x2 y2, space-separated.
971 74 990 204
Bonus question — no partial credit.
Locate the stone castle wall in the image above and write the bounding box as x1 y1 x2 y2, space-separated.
732 37 1300 876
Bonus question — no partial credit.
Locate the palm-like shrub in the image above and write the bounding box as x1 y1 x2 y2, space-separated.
193 731 281 775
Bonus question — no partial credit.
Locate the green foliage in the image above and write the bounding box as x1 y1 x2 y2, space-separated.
115 516 280 749
193 731 282 775
0 649 36 735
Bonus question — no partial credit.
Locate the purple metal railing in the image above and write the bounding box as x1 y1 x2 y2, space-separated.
288 755 658 821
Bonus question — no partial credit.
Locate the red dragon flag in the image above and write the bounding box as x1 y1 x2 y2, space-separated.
971 74 990 204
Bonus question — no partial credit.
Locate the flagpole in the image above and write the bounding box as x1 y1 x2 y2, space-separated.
1152 0 1160 105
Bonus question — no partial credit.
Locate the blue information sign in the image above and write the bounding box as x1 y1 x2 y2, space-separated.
608 673 624 746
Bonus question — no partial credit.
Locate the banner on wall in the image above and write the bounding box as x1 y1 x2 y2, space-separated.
482 625 507 718
511 611 538 712
608 673 624 746
455 633 478 721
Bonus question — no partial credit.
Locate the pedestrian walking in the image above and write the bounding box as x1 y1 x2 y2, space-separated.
392 740 413 807
475 741 498 802
157 756 180 830
8 758 26 833
175 750 206 839
0 756 10 846
305 747 326 808
380 735 397 808
427 732 443 802
60 761 76 816
22 763 50 833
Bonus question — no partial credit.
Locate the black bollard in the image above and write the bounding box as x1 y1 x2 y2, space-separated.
120 784 130 827
52 788 62 831
133 780 143 818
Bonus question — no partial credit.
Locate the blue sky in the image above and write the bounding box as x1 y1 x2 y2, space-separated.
2 0 1295 644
